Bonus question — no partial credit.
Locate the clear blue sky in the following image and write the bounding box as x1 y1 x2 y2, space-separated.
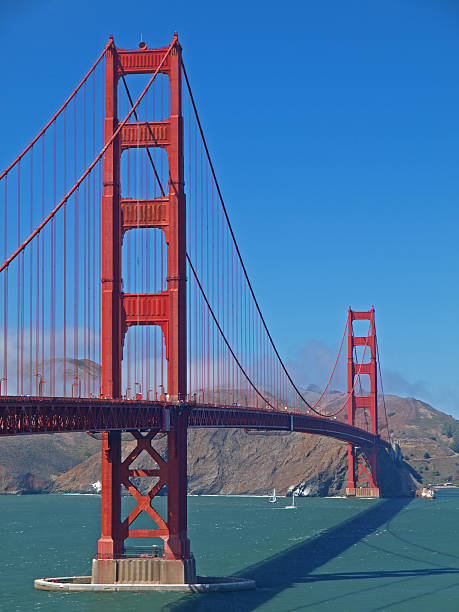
1 0 458 415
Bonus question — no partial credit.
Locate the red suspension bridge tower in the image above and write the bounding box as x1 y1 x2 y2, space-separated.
94 34 195 584
346 308 380 498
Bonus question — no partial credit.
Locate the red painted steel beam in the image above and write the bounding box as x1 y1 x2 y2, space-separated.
120 122 169 149
121 197 169 232
353 336 375 350
123 293 169 325
116 47 171 76
354 396 372 409
351 310 374 320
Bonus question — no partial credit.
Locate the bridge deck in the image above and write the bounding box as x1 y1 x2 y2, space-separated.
0 397 386 448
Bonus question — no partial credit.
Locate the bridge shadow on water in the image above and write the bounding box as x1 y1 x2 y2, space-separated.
162 496 459 612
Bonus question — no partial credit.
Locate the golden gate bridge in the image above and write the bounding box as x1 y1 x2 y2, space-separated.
0 34 393 589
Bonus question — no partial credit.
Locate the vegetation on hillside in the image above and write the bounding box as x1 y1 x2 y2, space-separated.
441 419 459 453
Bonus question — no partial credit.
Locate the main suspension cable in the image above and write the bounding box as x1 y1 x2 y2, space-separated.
0 39 175 273
310 318 348 410
186 253 276 410
325 321 372 418
181 59 314 412
0 42 110 181
376 336 390 440
117 69 165 197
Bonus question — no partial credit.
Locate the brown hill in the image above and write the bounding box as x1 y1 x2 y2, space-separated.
1 394 457 497
51 427 413 497
0 432 99 493
381 395 459 485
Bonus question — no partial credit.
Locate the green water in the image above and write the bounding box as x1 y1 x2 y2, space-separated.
1 492 459 611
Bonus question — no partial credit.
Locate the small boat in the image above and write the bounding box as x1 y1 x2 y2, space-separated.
415 487 435 499
269 488 277 503
285 492 297 509
91 481 102 493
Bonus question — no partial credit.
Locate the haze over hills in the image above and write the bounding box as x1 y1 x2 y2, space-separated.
20 358 102 398
1 386 458 496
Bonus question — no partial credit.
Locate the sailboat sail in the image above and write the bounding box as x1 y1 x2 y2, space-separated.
285 492 297 509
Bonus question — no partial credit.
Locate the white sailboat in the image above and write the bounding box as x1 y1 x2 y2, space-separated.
269 488 277 503
285 492 297 509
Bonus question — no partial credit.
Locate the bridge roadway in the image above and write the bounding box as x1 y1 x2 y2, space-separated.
0 396 388 448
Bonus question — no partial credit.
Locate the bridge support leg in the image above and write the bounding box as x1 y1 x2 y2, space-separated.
347 443 355 490
164 413 191 560
97 431 123 560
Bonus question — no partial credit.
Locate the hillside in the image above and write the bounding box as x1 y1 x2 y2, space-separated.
1 393 456 497
381 395 459 485
51 427 413 497
0 433 99 493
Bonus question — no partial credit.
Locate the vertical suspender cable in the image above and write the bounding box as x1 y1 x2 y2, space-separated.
181 61 313 411
17 161 20 395
41 138 45 391
50 120 56 396
2 178 7 395
83 81 88 396
92 70 96 396
74 96 79 390
63 106 67 395
29 149 33 394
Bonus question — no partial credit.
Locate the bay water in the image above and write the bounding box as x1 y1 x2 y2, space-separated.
1 491 459 611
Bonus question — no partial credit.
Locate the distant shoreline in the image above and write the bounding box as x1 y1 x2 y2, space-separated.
0 491 351 498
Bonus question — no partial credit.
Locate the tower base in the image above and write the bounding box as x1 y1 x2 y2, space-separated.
91 556 196 585
34 575 255 593
346 487 380 498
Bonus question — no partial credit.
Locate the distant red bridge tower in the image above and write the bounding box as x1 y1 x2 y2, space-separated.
346 308 380 497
